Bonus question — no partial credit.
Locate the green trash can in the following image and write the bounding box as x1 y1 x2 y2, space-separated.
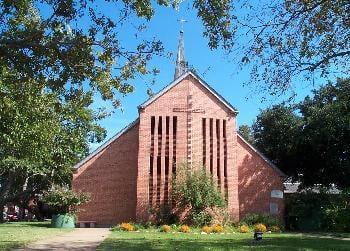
51 214 75 228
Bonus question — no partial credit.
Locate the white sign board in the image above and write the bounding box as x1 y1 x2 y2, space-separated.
271 190 283 199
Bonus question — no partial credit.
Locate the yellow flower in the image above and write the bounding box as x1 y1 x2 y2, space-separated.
254 223 267 233
180 225 191 233
201 225 212 234
212 224 225 233
119 222 135 231
239 224 250 233
161 225 171 233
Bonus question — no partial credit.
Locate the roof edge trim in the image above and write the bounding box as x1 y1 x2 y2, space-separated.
237 133 287 177
72 118 139 171
138 71 238 114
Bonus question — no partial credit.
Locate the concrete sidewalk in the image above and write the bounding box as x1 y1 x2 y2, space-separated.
17 228 110 251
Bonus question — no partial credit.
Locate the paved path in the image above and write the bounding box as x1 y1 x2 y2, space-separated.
17 228 110 251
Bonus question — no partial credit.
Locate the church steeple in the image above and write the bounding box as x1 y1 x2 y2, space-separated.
174 30 188 80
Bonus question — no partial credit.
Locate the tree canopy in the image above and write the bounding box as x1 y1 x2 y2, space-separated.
0 0 235 219
0 0 236 108
0 67 104 219
249 78 350 189
229 0 350 96
238 125 254 145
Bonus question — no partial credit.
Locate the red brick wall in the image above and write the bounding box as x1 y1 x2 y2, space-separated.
72 123 139 225
72 72 284 225
237 136 284 219
136 75 240 221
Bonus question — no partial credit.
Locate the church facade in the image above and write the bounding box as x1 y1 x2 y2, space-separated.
72 32 286 225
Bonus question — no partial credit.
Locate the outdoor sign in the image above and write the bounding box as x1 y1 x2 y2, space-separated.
271 190 283 198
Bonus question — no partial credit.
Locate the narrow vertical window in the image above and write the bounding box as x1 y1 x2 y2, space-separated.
149 116 155 205
223 119 228 199
156 116 162 205
166 116 170 156
156 156 161 205
164 116 170 202
209 118 213 174
172 116 177 176
149 156 153 205
202 118 206 167
216 119 221 187
164 156 169 202
151 116 155 150
158 116 162 153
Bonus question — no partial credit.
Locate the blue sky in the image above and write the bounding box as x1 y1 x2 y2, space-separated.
88 2 323 151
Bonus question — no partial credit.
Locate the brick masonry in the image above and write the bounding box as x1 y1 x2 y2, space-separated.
237 136 285 219
72 72 285 225
72 123 139 225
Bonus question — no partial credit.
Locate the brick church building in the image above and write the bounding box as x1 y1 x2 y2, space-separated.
72 31 286 225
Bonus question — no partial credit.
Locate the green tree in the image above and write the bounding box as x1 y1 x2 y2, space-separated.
252 105 302 179
251 78 350 189
229 0 350 95
0 0 235 107
0 0 235 221
0 68 105 221
296 78 350 188
172 164 225 226
238 124 254 144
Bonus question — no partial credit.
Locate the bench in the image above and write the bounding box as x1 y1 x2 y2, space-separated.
77 221 96 228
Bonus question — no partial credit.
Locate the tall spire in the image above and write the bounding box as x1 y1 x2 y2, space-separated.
174 30 188 79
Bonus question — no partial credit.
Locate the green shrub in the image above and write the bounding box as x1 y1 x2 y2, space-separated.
241 213 281 228
285 191 350 231
172 164 226 226
189 211 212 227
150 203 179 225
143 221 156 229
42 187 90 215
269 225 281 232
133 223 144 231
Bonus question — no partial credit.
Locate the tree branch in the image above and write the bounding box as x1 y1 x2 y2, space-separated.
305 51 350 72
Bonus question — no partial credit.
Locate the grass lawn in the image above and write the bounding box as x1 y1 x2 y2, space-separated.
0 221 72 251
98 231 350 251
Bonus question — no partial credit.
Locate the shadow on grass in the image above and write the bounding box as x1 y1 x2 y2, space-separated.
0 241 23 251
302 232 350 239
98 234 350 251
0 221 51 228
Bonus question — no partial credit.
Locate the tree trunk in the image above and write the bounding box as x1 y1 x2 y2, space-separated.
0 202 5 223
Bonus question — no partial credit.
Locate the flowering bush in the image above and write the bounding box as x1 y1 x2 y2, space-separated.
119 222 135 232
254 223 267 232
160 225 171 233
269 225 281 232
180 225 191 233
201 225 212 234
239 224 250 233
212 224 225 233
42 188 90 215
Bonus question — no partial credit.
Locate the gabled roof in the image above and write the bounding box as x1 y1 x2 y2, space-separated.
138 70 238 114
237 133 287 177
72 119 139 171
